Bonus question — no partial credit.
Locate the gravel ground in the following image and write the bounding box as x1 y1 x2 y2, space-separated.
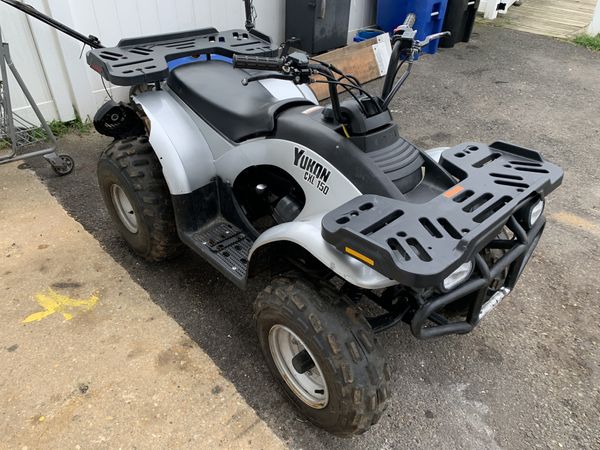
28 24 599 449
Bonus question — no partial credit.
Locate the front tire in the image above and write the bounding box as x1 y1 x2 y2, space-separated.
97 136 182 261
255 277 390 436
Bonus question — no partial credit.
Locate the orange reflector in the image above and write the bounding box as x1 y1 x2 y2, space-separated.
345 247 375 266
443 185 465 198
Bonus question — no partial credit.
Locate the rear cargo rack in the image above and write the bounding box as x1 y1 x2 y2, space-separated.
86 28 277 86
322 141 563 287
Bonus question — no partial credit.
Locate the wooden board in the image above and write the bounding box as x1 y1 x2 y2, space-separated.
308 38 383 101
486 0 598 38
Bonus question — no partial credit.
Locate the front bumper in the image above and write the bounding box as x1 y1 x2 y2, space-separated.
409 215 544 338
321 141 563 338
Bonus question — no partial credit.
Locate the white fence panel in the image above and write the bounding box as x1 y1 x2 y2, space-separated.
349 0 376 41
45 0 287 120
590 0 600 34
0 3 63 123
3 0 377 122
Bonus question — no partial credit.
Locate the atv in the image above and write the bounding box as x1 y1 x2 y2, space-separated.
5 0 563 436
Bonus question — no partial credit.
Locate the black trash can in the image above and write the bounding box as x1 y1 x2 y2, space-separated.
440 0 480 48
285 0 352 54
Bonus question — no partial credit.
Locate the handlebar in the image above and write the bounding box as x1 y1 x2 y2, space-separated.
382 13 450 109
232 55 285 71
403 13 416 28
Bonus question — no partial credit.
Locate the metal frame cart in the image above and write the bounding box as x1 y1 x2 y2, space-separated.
0 24 73 175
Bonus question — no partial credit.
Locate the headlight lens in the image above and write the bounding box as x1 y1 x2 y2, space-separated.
529 200 544 227
443 261 473 290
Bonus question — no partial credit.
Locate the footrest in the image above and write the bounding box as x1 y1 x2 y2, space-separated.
322 141 563 288
184 221 254 287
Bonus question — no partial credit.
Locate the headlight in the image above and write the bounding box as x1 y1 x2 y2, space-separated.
529 200 544 227
443 261 473 290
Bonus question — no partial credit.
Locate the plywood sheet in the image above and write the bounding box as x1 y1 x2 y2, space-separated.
309 38 383 101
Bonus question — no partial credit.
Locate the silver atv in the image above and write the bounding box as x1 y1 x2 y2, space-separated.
6 0 563 436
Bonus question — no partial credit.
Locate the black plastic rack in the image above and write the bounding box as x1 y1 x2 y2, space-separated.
322 141 563 287
87 28 277 86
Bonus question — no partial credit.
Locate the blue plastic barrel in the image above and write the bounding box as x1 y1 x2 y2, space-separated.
353 29 385 42
376 0 448 54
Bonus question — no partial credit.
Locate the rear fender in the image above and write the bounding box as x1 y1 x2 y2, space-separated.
249 214 398 290
133 90 216 195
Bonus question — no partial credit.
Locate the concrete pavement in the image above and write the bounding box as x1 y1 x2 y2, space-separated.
0 165 284 449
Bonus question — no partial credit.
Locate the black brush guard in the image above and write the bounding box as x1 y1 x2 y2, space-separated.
322 142 563 338
408 216 544 338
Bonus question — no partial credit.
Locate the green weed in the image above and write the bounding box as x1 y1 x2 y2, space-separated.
573 33 600 51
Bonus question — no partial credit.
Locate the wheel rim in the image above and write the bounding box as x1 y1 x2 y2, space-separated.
268 324 329 409
110 184 138 233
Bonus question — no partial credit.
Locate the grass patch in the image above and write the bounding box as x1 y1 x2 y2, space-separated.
573 33 600 51
48 118 93 137
0 118 92 151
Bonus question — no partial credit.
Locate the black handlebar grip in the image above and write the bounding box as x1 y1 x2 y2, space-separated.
404 13 416 28
232 55 285 71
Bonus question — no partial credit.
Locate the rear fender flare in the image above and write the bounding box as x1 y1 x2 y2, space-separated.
133 90 216 195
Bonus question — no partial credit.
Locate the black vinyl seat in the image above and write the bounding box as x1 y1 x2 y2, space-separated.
167 60 311 142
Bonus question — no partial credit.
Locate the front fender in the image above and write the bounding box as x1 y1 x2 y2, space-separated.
425 147 451 163
249 214 398 290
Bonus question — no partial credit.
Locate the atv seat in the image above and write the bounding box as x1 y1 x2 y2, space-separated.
167 60 312 142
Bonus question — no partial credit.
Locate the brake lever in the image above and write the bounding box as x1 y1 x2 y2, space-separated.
417 31 451 48
241 73 295 86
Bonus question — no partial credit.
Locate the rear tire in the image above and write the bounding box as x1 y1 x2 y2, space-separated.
97 136 182 261
255 276 390 436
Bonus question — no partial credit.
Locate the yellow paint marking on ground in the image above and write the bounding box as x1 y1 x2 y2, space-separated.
551 212 600 239
23 289 98 323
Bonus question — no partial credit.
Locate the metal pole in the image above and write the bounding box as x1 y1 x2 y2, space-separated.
4 44 57 150
0 24 18 160
243 0 255 31
0 0 103 48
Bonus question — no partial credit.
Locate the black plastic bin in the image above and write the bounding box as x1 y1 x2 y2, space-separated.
440 0 480 48
285 0 352 54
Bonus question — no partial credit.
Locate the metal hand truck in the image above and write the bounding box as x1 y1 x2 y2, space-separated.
0 24 73 175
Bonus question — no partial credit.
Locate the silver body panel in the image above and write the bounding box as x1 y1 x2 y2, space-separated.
134 81 397 288
425 147 450 163
215 139 361 220
259 78 318 104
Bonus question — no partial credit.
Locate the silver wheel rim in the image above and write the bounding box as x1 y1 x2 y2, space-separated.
110 184 138 233
268 324 329 409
